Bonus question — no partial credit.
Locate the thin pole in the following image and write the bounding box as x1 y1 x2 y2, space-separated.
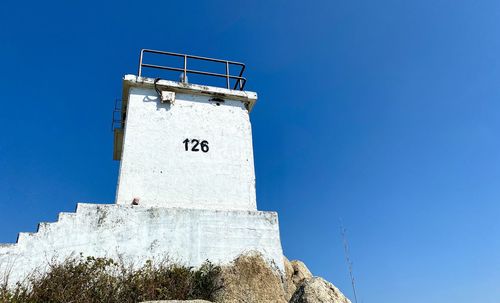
341 221 359 303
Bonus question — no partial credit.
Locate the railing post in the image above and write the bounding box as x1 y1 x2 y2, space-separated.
225 62 230 89
138 49 144 77
233 65 245 91
183 55 187 83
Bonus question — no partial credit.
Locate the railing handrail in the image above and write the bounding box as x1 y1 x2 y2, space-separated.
138 49 247 90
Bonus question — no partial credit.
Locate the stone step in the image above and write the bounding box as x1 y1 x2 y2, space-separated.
75 202 98 214
37 222 55 233
58 212 76 222
0 243 15 248
8 206 82 248
0 243 15 254
16 232 35 244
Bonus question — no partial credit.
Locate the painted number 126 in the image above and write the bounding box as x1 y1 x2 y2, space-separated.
183 139 209 153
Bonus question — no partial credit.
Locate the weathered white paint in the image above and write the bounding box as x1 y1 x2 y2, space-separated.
0 204 283 286
116 76 258 210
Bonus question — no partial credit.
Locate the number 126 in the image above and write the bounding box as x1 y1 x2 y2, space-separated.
183 138 209 152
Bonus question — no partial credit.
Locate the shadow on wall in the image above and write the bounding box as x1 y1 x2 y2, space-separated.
143 95 172 112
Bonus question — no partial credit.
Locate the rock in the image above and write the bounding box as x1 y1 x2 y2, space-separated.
283 257 314 300
290 277 351 303
284 257 297 300
215 252 287 303
141 301 212 303
290 260 313 286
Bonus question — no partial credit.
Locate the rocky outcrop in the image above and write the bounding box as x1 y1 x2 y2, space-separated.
214 253 350 303
284 257 314 300
290 277 351 303
290 260 313 285
284 257 297 300
215 253 288 303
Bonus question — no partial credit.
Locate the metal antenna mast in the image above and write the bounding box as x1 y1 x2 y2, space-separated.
340 221 359 303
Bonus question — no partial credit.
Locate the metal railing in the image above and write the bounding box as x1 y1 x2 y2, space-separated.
138 49 247 90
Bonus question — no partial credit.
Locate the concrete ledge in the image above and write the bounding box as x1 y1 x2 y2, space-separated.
122 75 258 111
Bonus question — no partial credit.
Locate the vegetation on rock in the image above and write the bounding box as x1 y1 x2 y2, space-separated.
0 256 222 303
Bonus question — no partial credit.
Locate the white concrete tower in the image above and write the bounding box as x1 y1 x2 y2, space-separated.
0 50 284 286
113 50 258 211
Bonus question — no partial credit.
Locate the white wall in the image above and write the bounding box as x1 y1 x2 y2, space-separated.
0 204 284 286
116 86 257 211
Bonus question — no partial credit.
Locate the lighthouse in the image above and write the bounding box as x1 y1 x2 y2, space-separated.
114 50 258 211
0 50 284 285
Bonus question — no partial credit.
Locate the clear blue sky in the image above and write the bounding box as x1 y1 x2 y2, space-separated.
1 1 499 302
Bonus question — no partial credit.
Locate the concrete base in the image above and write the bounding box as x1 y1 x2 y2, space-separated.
0 204 283 286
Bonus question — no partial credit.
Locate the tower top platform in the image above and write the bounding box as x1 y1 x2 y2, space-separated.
129 49 257 110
